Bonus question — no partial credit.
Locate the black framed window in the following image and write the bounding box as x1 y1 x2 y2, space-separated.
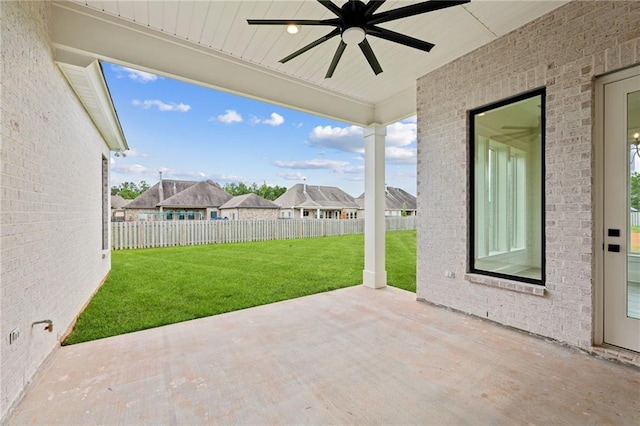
470 88 545 285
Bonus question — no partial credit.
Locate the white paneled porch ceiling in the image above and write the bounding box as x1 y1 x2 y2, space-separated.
53 0 569 128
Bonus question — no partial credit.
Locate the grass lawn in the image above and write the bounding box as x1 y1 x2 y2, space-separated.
64 230 416 345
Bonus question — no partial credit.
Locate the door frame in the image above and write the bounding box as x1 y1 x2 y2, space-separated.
594 65 640 347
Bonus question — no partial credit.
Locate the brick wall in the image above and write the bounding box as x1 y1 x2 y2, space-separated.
416 1 640 349
0 1 111 420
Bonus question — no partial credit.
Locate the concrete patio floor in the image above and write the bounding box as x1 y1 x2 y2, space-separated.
7 285 640 425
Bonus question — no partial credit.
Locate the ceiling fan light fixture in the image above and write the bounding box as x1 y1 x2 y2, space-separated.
286 24 299 35
342 27 365 46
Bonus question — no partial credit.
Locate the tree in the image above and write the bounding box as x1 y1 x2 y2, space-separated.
631 172 640 211
111 181 149 199
223 182 287 201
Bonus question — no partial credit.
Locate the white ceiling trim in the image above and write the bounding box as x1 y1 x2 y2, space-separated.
52 1 570 128
52 1 415 126
57 60 128 151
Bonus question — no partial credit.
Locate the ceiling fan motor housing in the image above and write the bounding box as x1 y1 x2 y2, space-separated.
341 0 368 40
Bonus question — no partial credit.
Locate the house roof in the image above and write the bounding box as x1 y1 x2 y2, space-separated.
124 179 198 209
386 187 417 211
220 193 279 210
356 187 417 211
158 180 232 208
110 194 129 209
274 184 359 210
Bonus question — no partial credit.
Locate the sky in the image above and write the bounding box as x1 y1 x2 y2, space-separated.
105 63 417 197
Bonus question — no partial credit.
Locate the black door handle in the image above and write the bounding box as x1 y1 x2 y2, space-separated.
608 244 620 252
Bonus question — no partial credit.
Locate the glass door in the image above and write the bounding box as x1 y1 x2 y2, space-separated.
603 72 640 352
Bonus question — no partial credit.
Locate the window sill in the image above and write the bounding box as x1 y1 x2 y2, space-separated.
465 273 545 296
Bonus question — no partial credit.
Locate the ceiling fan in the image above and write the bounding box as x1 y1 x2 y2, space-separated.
247 0 470 78
494 123 541 143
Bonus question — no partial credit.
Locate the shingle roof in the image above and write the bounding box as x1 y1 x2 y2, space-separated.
386 187 417 210
356 187 417 211
220 193 279 209
124 179 198 209
158 180 232 208
274 183 358 209
111 194 129 209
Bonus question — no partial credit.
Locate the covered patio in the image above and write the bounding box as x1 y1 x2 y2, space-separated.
3 1 640 422
7 286 639 425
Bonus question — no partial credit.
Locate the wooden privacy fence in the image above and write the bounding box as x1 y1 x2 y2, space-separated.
112 217 416 250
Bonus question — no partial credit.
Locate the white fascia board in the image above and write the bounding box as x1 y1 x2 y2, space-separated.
51 2 377 127
56 60 128 151
374 85 417 125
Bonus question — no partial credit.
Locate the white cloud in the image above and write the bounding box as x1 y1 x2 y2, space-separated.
273 159 350 172
215 174 247 184
263 112 284 126
385 121 417 164
159 168 207 180
339 165 365 174
215 109 243 124
251 112 285 126
307 122 417 164
385 146 417 164
389 170 417 179
111 163 211 181
111 65 160 83
278 172 306 181
132 99 191 112
308 125 364 153
122 148 149 158
111 164 150 174
386 121 416 148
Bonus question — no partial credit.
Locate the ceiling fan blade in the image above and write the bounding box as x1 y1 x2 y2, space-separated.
369 0 469 25
367 26 434 52
280 28 341 64
359 38 383 75
317 0 343 18
364 0 386 17
325 41 347 78
247 19 339 26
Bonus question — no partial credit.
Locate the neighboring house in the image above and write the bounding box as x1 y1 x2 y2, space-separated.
110 194 129 222
123 179 196 220
356 186 417 217
220 193 280 220
157 180 232 220
123 179 231 221
274 183 359 219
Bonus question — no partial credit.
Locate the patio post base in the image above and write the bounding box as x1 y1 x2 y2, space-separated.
363 270 387 289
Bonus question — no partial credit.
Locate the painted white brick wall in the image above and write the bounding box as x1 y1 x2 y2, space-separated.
416 1 640 349
0 1 111 420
